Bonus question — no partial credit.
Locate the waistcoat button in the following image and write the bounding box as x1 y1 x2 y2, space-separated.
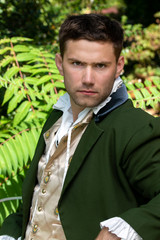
32 224 38 233
38 206 42 212
45 131 50 139
42 189 46 194
44 175 50 184
54 207 59 216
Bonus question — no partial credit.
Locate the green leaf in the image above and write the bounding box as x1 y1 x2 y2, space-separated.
31 101 40 108
31 68 51 76
2 83 16 105
134 90 143 100
0 39 11 45
0 57 15 67
0 144 13 177
13 101 31 126
11 37 33 42
46 68 60 74
34 88 43 100
135 82 144 89
36 74 55 85
144 80 152 87
3 141 18 173
48 64 59 71
0 146 7 175
20 66 33 73
30 63 46 69
0 133 12 140
3 66 19 79
7 93 24 113
0 174 23 226
42 53 55 58
15 133 29 165
125 83 136 91
25 84 36 101
16 53 36 62
141 88 151 99
20 131 33 161
49 73 63 80
152 77 160 89
0 47 11 55
43 83 55 92
24 77 39 85
137 100 146 109
53 81 65 89
150 86 160 96
9 138 24 168
33 111 48 120
146 99 154 108
28 57 44 63
0 118 10 126
13 45 30 52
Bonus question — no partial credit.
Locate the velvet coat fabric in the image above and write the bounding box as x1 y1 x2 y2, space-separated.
1 96 160 240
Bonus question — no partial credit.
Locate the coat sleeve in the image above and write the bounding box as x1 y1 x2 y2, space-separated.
119 117 160 240
0 212 22 239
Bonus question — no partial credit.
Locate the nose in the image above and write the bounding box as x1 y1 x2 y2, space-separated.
82 67 94 85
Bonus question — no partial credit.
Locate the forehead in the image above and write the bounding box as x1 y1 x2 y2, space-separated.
63 39 116 62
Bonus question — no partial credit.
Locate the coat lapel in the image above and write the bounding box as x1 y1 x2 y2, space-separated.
60 119 103 197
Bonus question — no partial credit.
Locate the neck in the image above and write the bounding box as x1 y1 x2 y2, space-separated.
71 105 85 123
72 109 82 122
70 97 86 122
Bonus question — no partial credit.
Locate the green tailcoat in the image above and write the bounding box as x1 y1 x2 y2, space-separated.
1 100 160 240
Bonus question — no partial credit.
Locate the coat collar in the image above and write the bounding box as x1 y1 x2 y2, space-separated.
94 83 128 122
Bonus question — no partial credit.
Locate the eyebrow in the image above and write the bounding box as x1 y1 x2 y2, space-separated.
68 58 81 62
67 58 111 65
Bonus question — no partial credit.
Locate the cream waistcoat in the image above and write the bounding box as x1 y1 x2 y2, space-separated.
25 111 93 240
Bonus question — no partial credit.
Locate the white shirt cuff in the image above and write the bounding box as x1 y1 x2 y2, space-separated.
100 217 142 240
0 236 15 240
0 236 21 240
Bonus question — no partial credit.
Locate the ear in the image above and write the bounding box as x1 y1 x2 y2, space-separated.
115 56 124 79
55 53 64 76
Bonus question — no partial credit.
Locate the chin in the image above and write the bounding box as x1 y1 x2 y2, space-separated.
78 102 99 108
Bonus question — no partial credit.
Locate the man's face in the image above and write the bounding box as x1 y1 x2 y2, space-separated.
56 39 124 115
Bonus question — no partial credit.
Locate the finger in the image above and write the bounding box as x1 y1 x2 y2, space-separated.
95 227 121 239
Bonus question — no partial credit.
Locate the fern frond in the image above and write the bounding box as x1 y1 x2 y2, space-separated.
0 38 65 128
126 78 160 115
0 121 42 226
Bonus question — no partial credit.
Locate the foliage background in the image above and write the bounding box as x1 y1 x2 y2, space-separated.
0 0 160 228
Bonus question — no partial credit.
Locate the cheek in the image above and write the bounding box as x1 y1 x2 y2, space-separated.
100 76 115 91
63 75 74 92
64 71 79 86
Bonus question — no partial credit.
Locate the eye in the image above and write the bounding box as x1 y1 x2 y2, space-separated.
72 61 82 66
96 63 106 69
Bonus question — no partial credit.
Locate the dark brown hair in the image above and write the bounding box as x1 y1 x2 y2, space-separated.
59 14 124 60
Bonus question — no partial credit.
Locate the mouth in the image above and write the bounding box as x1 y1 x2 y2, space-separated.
78 90 98 96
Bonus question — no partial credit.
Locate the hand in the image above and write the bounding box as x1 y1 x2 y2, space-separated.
95 227 121 240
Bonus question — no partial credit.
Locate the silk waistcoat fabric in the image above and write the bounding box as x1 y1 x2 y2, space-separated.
25 111 93 240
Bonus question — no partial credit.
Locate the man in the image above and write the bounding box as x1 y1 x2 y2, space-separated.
0 13 160 240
